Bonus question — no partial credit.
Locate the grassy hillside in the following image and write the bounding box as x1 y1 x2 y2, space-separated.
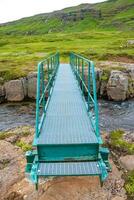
0 0 134 82
0 31 133 82
0 0 134 35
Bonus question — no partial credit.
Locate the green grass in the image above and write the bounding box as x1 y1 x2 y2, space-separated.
0 30 133 82
0 0 133 81
125 170 134 198
110 129 134 155
16 141 32 152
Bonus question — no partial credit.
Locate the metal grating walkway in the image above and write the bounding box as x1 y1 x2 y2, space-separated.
25 54 110 187
38 161 101 176
38 64 98 145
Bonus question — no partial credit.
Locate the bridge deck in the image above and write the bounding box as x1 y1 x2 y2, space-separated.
38 64 98 145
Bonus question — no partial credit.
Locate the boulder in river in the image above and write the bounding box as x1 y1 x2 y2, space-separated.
27 72 37 99
127 67 134 98
107 70 128 101
0 84 5 103
4 79 25 101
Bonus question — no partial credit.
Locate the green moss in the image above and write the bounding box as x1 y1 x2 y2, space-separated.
101 73 109 81
110 129 134 154
16 141 32 152
0 126 33 140
125 170 134 198
0 131 13 140
101 69 111 82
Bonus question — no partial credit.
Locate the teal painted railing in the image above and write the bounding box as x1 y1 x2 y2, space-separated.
34 52 60 144
70 52 101 143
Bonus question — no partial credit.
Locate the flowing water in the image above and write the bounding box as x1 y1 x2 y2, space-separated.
99 99 134 132
0 102 35 131
0 100 134 132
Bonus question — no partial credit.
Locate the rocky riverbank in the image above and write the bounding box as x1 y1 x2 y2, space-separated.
1 126 134 200
0 72 37 103
0 61 134 103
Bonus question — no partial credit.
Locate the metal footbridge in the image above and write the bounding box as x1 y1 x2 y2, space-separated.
25 52 110 189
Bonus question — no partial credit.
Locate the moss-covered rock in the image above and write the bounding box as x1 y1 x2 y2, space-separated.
107 71 128 101
109 129 134 155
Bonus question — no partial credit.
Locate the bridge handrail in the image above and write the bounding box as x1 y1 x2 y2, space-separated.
70 52 100 141
35 52 60 143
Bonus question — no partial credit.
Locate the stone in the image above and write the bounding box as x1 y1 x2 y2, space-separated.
4 79 25 101
112 196 125 200
20 77 28 97
107 70 128 101
27 72 37 99
100 81 107 98
95 68 103 93
0 84 5 103
127 66 134 98
120 155 134 171
127 40 134 45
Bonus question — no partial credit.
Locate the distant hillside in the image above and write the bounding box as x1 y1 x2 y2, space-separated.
0 0 134 35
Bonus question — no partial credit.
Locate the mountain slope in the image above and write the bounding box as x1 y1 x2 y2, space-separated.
0 0 134 35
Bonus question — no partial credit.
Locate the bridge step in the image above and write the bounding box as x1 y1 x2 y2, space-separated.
37 161 102 177
37 143 99 162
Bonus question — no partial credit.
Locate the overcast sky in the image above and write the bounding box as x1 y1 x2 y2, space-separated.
0 0 107 23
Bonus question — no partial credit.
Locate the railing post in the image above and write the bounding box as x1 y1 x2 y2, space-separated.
75 56 77 76
88 62 90 112
58 53 60 66
70 53 72 66
35 62 41 139
41 63 45 112
51 57 53 71
78 58 80 85
82 59 84 95
91 61 99 138
47 60 50 97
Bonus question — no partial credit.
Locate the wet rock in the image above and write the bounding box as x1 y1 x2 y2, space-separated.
27 72 37 99
4 80 25 101
120 155 134 171
107 70 128 101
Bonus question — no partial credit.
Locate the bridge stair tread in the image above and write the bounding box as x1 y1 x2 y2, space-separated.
37 161 102 176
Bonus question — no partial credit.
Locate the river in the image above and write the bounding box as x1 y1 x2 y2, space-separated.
0 100 134 132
